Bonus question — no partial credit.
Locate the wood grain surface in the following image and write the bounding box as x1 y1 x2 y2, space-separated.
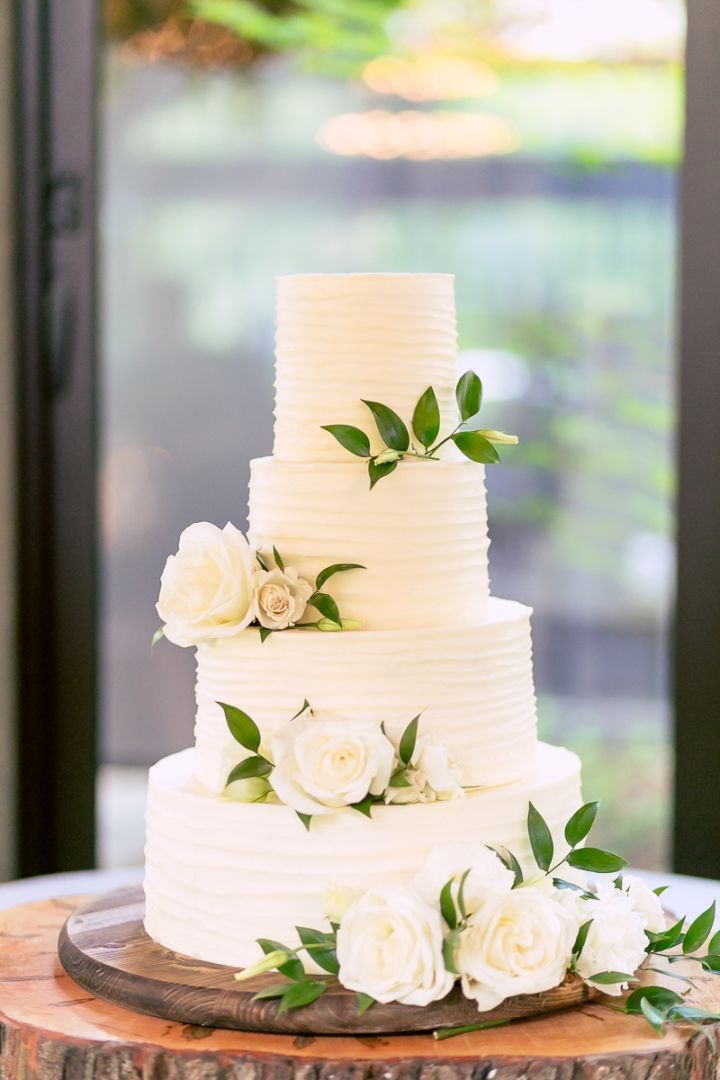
57 886 600 1035
1 892 719 1079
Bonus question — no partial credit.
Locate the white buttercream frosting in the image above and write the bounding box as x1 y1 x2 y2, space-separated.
144 743 582 968
248 456 489 628
274 274 459 461
194 597 537 795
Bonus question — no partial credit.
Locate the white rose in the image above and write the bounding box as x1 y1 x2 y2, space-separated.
574 889 648 996
157 522 254 647
252 566 313 630
385 737 464 805
269 714 395 815
456 888 577 1011
414 843 514 916
336 885 455 1006
596 876 666 935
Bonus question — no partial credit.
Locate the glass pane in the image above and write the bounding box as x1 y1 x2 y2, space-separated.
99 1 683 869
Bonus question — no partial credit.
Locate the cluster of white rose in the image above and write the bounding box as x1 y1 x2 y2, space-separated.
236 710 464 816
156 522 321 646
325 846 665 1010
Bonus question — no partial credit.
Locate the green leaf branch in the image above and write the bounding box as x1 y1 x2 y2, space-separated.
234 924 374 1018
321 371 518 488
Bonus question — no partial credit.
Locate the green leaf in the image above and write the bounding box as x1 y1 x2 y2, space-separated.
442 931 460 974
452 431 500 464
297 812 312 831
654 885 670 896
219 702 261 752
708 929 720 955
258 938 304 982
527 802 554 872
362 399 410 452
640 995 667 1035
433 1018 511 1041
151 626 165 649
588 970 636 985
645 916 686 953
290 699 311 721
440 877 458 930
564 802 599 848
701 953 720 972
573 919 593 959
456 370 483 421
272 545 285 571
567 848 627 874
258 626 273 644
412 386 440 448
456 868 472 920
321 424 371 458
356 992 375 1015
226 756 272 785
351 796 375 818
277 979 328 1014
315 563 366 590
389 768 412 788
553 878 595 900
296 927 339 975
368 457 398 488
251 983 289 1002
488 845 524 887
683 901 716 954
255 550 269 571
667 1003 720 1024
308 592 341 626
399 713 421 766
625 986 684 1016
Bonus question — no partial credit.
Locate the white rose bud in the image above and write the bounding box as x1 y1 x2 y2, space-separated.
475 429 519 445
324 884 360 925
336 885 454 1006
252 565 313 630
414 843 514 916
456 889 577 1011
385 737 463 805
574 889 649 996
269 714 395 815
156 522 254 647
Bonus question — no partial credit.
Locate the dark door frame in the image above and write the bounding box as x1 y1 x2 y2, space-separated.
14 0 98 875
673 0 720 877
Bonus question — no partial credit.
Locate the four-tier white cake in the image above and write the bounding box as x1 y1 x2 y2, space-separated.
144 273 583 970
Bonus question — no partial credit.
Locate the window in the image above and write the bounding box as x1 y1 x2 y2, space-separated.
98 1 684 869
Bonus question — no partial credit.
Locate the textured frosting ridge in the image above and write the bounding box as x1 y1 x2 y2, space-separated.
248 456 489 629
194 597 537 795
274 274 458 461
144 744 583 968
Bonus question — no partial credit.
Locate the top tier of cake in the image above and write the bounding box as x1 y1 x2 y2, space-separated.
274 273 459 461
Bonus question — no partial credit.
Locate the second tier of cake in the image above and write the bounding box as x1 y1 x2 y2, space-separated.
194 597 537 795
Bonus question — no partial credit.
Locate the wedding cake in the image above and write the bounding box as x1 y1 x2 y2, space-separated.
143 274 679 1018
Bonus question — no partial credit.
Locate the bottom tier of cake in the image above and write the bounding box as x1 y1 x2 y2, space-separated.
143 743 582 972
144 743 582 968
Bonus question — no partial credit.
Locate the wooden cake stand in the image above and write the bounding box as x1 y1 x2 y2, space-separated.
2 891 720 1079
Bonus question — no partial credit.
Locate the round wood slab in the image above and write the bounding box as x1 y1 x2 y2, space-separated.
58 886 598 1035
3 893 720 1079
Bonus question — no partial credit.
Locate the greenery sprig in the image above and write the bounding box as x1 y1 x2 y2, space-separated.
322 371 518 488
234 925 375 1017
218 703 424 828
255 546 365 642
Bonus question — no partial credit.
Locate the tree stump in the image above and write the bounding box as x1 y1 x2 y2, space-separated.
1 894 720 1079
